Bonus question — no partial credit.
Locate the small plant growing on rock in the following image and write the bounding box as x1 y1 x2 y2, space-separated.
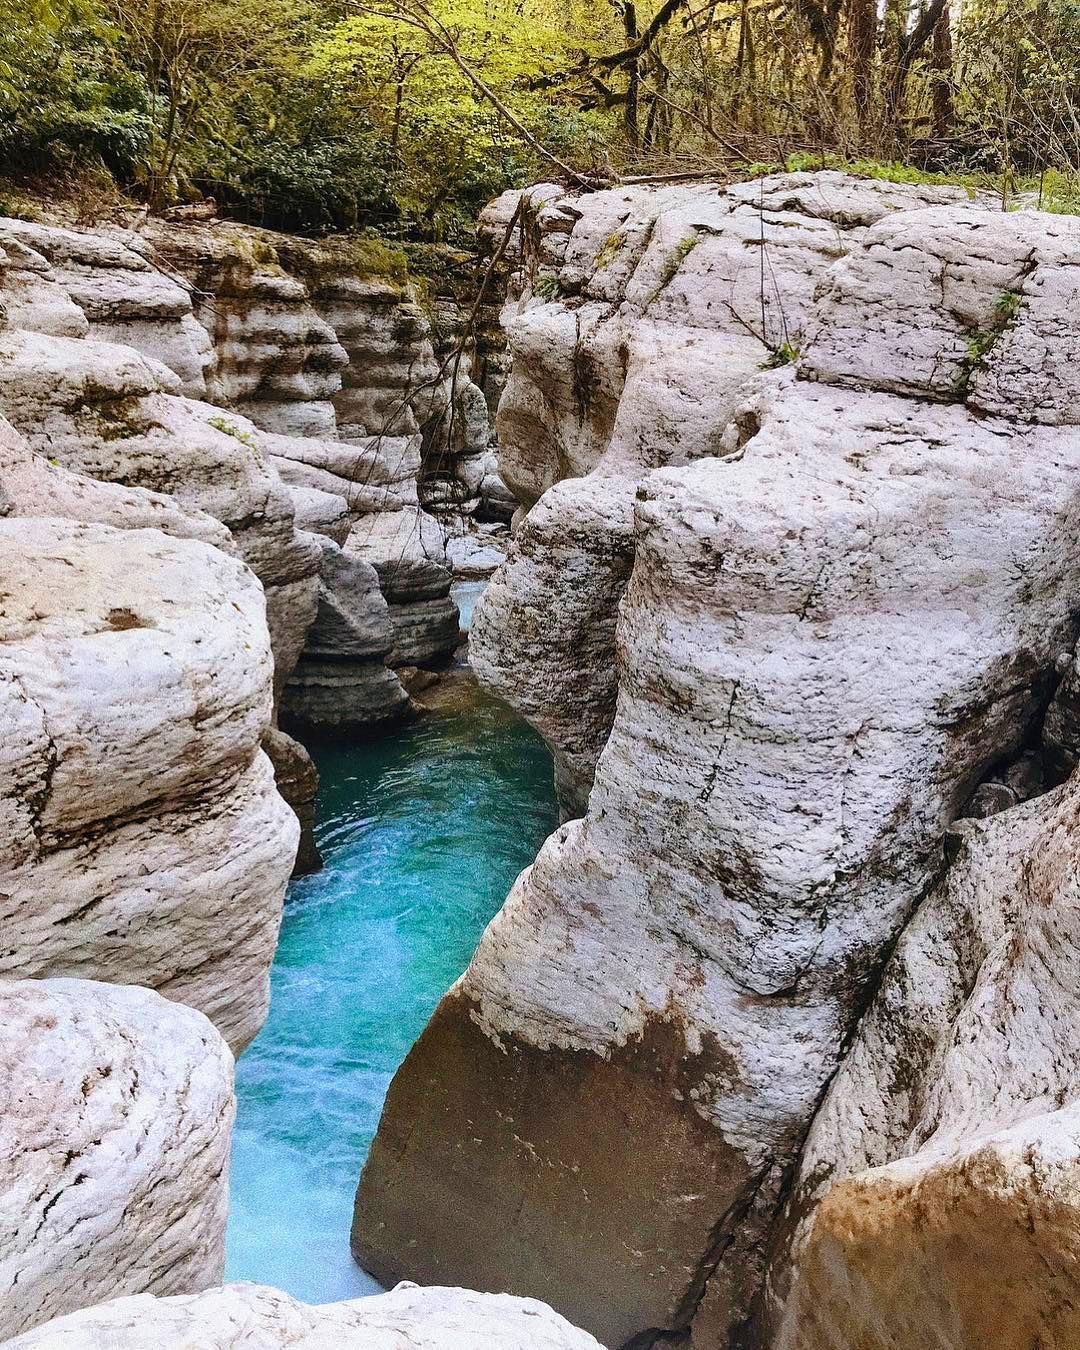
208 415 261 455
762 341 799 369
534 274 563 300
953 288 1025 395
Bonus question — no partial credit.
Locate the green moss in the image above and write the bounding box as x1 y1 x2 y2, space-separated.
595 228 628 271
0 191 42 222
646 232 699 305
79 395 152 442
208 414 261 454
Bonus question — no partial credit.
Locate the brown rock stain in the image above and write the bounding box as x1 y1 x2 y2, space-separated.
353 991 754 1348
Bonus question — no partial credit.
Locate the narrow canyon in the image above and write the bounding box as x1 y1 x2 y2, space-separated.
3 169 1080 1349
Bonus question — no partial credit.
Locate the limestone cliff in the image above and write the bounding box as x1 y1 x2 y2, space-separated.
354 174 1080 1347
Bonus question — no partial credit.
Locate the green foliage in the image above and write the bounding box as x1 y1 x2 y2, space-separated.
762 341 799 369
953 289 1025 393
3 0 1080 238
208 414 261 452
0 0 153 176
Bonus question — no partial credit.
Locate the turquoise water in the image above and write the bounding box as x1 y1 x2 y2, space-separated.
224 671 557 1303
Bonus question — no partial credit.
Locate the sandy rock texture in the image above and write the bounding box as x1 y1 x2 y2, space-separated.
0 1282 605 1349
767 774 1080 1350
473 171 981 814
0 978 233 1340
0 513 295 1050
356 179 1080 1346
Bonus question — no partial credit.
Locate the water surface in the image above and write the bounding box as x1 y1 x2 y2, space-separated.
225 672 557 1301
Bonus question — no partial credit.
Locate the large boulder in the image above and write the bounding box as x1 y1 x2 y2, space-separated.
766 774 1080 1350
0 978 233 1340
0 1282 605 1349
0 514 295 1050
138 219 349 437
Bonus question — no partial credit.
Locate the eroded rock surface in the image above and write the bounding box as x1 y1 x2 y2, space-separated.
766 775 1080 1350
473 171 982 812
0 512 295 1050
356 180 1080 1346
0 979 233 1340
0 1282 604 1349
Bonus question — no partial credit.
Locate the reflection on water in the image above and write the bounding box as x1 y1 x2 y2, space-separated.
224 671 557 1302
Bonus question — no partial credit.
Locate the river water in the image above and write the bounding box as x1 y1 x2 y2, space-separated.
223 646 556 1302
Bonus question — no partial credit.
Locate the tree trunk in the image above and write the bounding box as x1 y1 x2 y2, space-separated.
931 3 954 137
849 0 876 130
623 1 641 150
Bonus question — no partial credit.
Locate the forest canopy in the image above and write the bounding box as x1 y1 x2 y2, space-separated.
1 0 1078 237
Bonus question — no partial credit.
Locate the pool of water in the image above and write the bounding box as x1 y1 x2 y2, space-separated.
224 671 557 1303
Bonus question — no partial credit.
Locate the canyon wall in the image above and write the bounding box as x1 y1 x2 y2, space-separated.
0 417 260 1331
354 173 1080 1347
0 209 516 868
0 200 584 1344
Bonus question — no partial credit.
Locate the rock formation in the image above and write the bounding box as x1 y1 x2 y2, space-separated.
471 171 984 814
766 771 1080 1350
0 978 233 1340
0 501 295 1052
355 175 1080 1347
0 1282 604 1349
282 533 411 732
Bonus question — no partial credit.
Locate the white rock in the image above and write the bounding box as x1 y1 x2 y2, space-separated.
0 516 295 1049
0 1281 605 1349
0 978 233 1340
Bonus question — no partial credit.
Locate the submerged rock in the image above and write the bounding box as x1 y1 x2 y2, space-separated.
356 179 1080 1345
0 979 233 1340
0 1282 604 1348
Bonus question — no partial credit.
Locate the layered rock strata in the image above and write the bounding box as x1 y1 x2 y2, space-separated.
282 533 410 732
0 1282 604 1349
355 179 1080 1347
346 507 460 667
0 979 233 1341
